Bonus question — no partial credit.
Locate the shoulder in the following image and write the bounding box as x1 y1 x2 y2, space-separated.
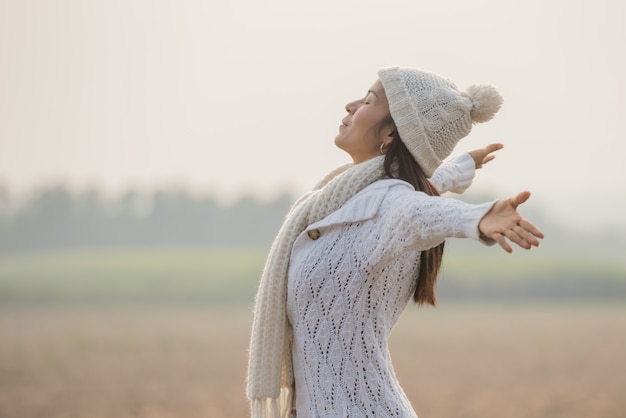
306 179 414 230
367 179 444 220
341 179 417 218
363 179 421 204
358 178 415 197
348 179 416 211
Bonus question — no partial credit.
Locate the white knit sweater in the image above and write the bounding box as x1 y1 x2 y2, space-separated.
285 155 493 418
287 155 492 418
247 153 488 417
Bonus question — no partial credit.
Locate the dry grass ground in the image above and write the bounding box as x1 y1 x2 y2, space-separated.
0 304 624 418
392 305 626 418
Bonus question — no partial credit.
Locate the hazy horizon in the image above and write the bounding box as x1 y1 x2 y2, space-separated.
1 0 625 230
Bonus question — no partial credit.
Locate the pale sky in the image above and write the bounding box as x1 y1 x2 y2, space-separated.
1 0 625 230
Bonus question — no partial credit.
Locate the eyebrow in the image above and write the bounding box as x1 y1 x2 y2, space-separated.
367 90 378 97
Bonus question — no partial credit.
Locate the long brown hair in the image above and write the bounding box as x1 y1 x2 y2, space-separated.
378 116 444 306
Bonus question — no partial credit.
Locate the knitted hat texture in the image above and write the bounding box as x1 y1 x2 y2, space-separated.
378 67 503 177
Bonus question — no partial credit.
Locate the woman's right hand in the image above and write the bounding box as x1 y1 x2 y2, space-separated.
468 143 503 169
478 191 544 253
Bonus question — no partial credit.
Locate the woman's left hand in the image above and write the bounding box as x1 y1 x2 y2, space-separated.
468 143 503 169
478 191 544 253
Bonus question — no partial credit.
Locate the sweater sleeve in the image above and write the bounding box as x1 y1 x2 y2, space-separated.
429 154 476 194
387 190 496 251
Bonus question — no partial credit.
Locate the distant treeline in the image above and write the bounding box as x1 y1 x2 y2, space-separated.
1 183 626 261
2 184 626 303
0 184 295 252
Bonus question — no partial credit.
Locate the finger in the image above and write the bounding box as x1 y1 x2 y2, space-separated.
519 219 545 240
504 229 531 250
514 225 540 247
493 233 512 253
485 143 504 153
482 154 496 165
510 191 531 209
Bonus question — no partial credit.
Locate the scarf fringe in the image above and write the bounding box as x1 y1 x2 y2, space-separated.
251 388 294 418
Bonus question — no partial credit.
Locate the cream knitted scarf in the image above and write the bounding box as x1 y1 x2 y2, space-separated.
247 155 386 417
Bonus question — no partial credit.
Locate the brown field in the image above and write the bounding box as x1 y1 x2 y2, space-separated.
0 304 625 418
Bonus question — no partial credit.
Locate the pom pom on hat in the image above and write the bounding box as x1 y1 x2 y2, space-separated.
464 84 504 123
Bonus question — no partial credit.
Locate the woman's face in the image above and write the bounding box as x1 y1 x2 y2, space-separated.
335 79 394 163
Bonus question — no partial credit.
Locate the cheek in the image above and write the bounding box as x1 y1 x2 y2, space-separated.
353 109 377 129
354 109 386 140
353 111 380 134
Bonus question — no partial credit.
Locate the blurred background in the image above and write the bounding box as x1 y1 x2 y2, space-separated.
1 0 625 417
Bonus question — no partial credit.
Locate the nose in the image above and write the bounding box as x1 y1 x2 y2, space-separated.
345 100 358 114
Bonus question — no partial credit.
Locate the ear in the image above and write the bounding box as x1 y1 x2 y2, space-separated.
382 135 394 149
384 123 396 143
378 117 396 145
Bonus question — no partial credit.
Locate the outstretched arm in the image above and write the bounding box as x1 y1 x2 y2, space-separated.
478 191 544 253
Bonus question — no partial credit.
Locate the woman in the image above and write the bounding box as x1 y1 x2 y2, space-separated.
247 67 543 418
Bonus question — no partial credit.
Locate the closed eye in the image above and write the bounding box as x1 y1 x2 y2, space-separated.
363 93 373 105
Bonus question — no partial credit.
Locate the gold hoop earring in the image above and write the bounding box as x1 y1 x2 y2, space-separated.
379 143 386 155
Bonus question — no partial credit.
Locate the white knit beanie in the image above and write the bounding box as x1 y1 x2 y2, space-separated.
378 67 503 177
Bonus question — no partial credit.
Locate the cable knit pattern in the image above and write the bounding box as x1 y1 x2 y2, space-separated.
378 67 502 177
378 67 472 177
286 181 494 418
